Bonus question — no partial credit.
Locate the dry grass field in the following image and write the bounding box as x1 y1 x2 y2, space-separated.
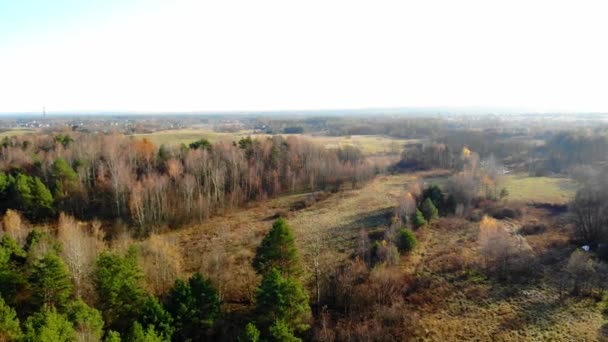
0 129 35 138
154 167 603 340
409 213 603 340
131 128 416 155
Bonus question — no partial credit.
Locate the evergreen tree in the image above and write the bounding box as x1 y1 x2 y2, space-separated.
255 268 311 335
30 176 55 219
95 246 146 333
421 198 439 222
0 235 26 304
239 322 261 342
14 173 34 213
188 138 212 151
268 320 300 342
29 253 74 310
0 296 22 341
422 185 444 212
139 296 173 341
66 298 104 341
23 307 75 342
398 228 417 252
166 273 220 341
51 157 78 207
412 209 427 228
104 330 122 342
129 322 165 342
253 218 302 278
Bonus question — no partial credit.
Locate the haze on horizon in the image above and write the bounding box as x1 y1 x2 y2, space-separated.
1 0 607 114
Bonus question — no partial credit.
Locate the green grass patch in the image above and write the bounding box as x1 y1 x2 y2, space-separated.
503 174 578 204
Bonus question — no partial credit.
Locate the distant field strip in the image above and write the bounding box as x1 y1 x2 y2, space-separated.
131 129 416 155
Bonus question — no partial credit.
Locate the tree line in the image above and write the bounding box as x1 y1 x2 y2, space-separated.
0 133 375 234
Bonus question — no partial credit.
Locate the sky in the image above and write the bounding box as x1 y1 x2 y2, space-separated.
0 0 607 113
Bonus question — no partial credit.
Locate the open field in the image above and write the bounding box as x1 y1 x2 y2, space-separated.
0 128 36 138
503 174 578 204
131 129 416 155
130 129 244 146
423 173 578 204
156 169 603 340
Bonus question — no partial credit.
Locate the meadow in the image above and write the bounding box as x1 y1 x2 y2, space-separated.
131 129 416 155
156 167 598 340
503 174 578 204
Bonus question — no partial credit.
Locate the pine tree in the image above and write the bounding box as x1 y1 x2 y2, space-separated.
422 185 444 212
95 246 146 333
139 296 174 340
66 299 104 342
29 253 74 310
30 176 55 219
268 320 301 342
129 322 164 342
412 209 427 228
0 296 22 341
421 198 439 222
253 218 302 278
51 157 78 207
398 228 417 252
104 330 122 342
0 235 26 305
23 307 75 342
166 273 220 341
14 173 34 213
239 322 261 342
255 268 311 335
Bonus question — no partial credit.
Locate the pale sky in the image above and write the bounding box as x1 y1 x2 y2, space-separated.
0 0 607 113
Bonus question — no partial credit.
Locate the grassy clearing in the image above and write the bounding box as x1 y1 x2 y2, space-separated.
419 173 578 204
131 128 416 155
159 170 602 339
407 210 602 340
503 174 578 204
0 129 35 138
166 171 444 302
130 129 244 146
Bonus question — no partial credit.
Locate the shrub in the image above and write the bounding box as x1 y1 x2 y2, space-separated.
519 224 545 236
398 229 417 253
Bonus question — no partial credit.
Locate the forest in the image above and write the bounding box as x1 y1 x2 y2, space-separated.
1 115 608 341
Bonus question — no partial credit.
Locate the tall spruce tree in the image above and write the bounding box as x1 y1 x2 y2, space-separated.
29 253 74 310
165 272 220 341
253 218 302 278
94 246 146 334
255 268 311 335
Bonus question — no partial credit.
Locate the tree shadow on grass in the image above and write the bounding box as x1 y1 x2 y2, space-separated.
325 206 394 253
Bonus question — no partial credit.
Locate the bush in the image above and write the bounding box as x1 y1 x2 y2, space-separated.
398 229 417 253
519 224 545 236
